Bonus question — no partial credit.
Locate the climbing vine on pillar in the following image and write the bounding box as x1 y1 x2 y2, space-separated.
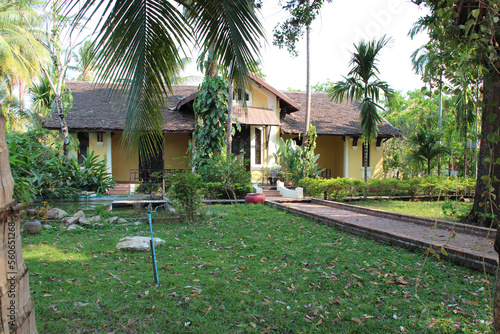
191 76 229 168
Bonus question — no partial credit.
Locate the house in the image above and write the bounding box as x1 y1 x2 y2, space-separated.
42 76 398 187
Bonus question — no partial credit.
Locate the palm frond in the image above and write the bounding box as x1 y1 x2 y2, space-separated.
360 99 382 142
69 0 191 157
327 77 363 103
188 0 265 91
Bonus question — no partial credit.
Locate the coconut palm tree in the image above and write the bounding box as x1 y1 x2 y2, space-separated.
72 40 97 81
71 0 265 156
328 35 396 198
0 0 46 331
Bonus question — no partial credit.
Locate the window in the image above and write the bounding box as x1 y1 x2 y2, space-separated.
255 128 262 165
233 89 252 105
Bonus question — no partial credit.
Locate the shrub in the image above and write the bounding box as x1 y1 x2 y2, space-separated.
299 176 475 200
7 130 116 204
68 151 116 193
197 152 251 199
166 170 204 222
203 182 251 200
136 180 161 194
274 126 323 184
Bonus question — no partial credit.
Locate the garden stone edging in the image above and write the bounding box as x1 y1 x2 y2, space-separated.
311 198 495 240
268 198 497 274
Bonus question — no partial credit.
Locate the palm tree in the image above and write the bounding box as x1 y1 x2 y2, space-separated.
71 0 265 156
408 126 449 176
0 0 46 331
72 40 97 81
328 35 396 198
273 0 332 147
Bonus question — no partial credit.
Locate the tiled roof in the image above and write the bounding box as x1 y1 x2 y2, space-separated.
43 82 198 133
43 82 399 138
280 91 399 137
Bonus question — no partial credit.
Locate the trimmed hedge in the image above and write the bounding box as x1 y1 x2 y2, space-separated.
299 176 476 199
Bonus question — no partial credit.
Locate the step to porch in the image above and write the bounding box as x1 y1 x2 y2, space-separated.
263 190 282 198
107 185 130 195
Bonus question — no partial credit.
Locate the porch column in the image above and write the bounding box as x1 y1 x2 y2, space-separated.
106 132 112 174
343 136 349 178
268 126 278 166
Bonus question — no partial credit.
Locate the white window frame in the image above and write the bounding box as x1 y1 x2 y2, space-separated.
233 89 252 106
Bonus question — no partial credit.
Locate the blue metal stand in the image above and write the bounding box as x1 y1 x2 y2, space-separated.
148 204 160 285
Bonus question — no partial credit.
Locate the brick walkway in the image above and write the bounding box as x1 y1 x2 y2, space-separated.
270 199 497 274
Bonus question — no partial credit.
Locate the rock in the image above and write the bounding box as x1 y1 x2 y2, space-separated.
88 216 101 223
117 218 128 224
94 223 104 228
73 210 85 219
24 220 42 234
116 236 165 251
46 208 68 220
43 224 53 230
67 224 84 231
105 216 119 224
26 208 37 217
65 217 79 226
78 218 92 226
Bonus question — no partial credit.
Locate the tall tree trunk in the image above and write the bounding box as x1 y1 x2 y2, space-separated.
227 62 233 155
55 95 71 160
465 79 500 226
363 140 368 199
0 109 37 333
437 75 443 176
0 111 13 206
302 23 312 148
206 44 218 79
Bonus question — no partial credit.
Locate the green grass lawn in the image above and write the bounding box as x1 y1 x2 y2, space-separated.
23 204 492 333
350 199 472 223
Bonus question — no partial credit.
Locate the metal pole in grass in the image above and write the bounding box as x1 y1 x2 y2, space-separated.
148 204 160 285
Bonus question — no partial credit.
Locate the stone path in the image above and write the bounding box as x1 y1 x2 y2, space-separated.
269 199 497 274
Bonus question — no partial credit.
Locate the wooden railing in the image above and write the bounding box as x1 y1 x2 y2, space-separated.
319 169 332 179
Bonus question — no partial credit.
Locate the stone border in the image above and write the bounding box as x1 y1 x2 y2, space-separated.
312 199 495 240
268 200 497 274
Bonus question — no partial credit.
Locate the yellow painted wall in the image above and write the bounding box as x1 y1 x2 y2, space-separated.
251 170 265 182
371 143 384 179
315 136 344 178
347 138 384 180
111 132 138 182
88 133 108 161
164 133 191 169
250 87 268 108
348 138 363 179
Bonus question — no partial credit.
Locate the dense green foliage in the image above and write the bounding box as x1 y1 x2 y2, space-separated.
23 204 492 333
197 152 251 199
274 127 322 184
382 89 479 179
7 130 115 204
165 170 204 222
191 76 229 168
300 176 475 200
